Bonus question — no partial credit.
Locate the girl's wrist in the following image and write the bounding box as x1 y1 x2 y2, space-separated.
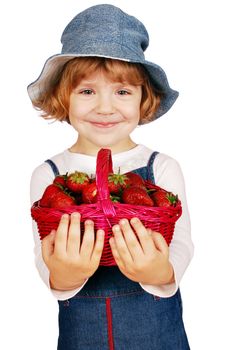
165 263 175 284
49 274 86 291
150 263 175 286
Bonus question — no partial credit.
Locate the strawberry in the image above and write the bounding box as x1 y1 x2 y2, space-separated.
53 174 68 188
82 181 98 204
122 186 154 206
108 170 129 194
150 190 178 207
66 171 90 193
50 191 76 208
123 172 145 188
39 184 62 207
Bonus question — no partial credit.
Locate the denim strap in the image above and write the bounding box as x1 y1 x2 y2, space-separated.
146 151 158 182
45 159 60 177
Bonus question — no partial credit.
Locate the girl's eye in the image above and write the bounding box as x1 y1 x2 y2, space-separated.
80 89 94 95
117 90 130 95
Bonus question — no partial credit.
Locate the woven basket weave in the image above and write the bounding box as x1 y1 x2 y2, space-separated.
31 148 182 266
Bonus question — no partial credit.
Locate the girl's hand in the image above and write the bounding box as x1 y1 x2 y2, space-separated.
41 213 105 291
109 218 174 286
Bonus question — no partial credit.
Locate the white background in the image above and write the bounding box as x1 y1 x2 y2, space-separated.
1 0 233 348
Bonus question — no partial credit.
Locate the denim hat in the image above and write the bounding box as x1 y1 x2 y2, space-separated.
27 4 179 123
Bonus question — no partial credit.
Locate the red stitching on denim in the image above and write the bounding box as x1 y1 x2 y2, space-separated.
106 298 115 350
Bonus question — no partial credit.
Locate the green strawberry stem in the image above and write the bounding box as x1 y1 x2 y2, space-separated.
110 194 121 203
146 188 157 193
166 193 178 206
55 183 65 191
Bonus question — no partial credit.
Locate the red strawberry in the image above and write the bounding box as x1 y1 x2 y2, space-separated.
66 171 90 193
122 186 154 206
123 172 145 188
150 190 178 207
50 191 76 208
39 184 62 207
82 182 98 204
53 174 67 188
108 170 129 194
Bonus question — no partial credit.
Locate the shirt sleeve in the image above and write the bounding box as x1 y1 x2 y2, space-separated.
30 162 89 301
139 154 194 297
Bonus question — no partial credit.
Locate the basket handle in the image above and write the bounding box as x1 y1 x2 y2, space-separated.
96 148 116 218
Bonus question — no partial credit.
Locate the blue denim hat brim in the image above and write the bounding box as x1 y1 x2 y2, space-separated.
27 4 179 123
27 53 179 123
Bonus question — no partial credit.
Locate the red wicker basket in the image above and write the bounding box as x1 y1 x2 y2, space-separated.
31 148 182 266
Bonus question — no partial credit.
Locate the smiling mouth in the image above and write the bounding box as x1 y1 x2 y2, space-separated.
91 122 119 128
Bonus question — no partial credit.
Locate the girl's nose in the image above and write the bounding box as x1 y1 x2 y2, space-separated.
95 94 115 115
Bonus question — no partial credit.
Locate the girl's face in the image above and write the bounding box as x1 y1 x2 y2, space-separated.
68 71 142 155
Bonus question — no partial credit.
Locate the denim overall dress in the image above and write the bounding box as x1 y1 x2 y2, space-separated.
45 151 190 350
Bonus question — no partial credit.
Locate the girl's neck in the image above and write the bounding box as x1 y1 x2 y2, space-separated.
68 138 138 156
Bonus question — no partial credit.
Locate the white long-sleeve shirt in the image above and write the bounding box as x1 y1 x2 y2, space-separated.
30 144 194 300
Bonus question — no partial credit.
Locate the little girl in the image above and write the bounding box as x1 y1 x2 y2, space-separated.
29 4 194 349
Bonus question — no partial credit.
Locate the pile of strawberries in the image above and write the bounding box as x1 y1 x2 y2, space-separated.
39 170 179 209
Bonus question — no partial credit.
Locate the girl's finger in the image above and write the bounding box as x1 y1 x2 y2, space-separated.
109 237 124 269
91 229 105 265
41 230 56 264
118 219 143 260
66 212 81 256
151 231 169 257
111 224 133 264
54 214 69 257
129 218 156 255
79 220 95 258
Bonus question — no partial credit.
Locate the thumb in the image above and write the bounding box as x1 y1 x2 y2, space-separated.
151 231 169 257
41 230 56 264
